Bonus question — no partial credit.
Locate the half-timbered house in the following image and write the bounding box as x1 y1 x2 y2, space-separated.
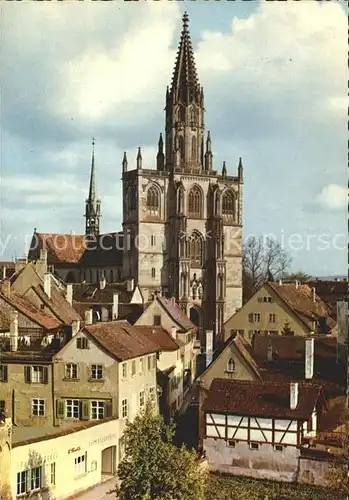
202 379 329 483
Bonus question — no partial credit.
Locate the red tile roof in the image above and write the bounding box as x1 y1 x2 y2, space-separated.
203 379 322 420
34 284 81 324
268 283 335 328
252 335 337 362
0 292 61 330
31 233 86 264
133 325 183 351
84 320 159 361
158 297 195 332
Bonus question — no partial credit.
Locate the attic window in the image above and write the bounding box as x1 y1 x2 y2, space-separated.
153 315 161 326
226 358 235 373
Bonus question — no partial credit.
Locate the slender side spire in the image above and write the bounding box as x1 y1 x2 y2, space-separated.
204 131 212 171
222 161 227 178
85 138 101 236
122 151 128 173
170 11 200 104
137 147 142 170
238 156 243 182
157 133 165 171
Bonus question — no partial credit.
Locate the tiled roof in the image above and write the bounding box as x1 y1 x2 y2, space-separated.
85 320 159 361
28 232 123 266
252 335 337 362
73 282 135 304
30 233 86 264
133 325 183 351
158 297 195 332
80 233 123 267
252 335 345 389
0 292 61 330
34 284 81 324
268 282 333 321
203 379 322 420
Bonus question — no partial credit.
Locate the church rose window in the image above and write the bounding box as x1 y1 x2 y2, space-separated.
147 186 159 212
222 191 235 215
188 186 202 217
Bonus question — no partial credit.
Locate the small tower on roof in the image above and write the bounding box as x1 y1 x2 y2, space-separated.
85 138 101 237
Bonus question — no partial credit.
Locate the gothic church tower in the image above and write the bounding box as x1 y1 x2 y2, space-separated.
122 13 243 347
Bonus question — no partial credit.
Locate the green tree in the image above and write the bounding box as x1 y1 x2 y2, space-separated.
243 236 291 302
112 403 207 500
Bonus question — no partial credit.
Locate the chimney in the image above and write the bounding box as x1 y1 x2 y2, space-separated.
278 279 282 286
99 276 106 290
1 279 10 297
290 382 299 410
44 273 51 299
171 297 176 306
205 329 214 368
66 284 73 306
295 280 299 289
39 249 47 263
2 266 6 280
171 326 177 339
15 257 27 273
311 287 316 303
112 293 119 320
71 320 80 337
305 337 314 379
10 311 19 352
126 279 134 292
85 309 93 325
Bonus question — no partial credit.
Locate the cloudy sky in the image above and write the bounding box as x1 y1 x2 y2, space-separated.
0 1 347 276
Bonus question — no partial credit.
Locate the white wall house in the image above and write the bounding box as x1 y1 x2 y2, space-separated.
202 378 329 485
10 419 118 500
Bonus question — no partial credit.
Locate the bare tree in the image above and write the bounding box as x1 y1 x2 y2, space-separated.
243 236 291 302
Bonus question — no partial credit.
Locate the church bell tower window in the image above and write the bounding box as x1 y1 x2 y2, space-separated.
222 191 235 215
188 186 202 217
147 186 159 214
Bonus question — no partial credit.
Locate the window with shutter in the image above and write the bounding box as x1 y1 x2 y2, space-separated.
56 399 65 419
24 366 31 383
76 338 82 349
104 402 112 418
0 365 8 383
81 400 90 420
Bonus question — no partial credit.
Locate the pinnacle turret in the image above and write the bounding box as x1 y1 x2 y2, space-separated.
122 151 128 173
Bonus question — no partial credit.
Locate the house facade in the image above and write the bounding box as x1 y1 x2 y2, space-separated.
224 282 336 343
3 417 119 500
134 295 197 389
202 379 331 485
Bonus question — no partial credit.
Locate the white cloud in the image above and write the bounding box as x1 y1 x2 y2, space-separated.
314 184 347 212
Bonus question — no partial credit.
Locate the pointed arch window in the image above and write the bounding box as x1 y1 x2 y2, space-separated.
188 186 202 217
177 187 184 213
179 136 184 160
189 232 203 267
191 136 197 161
147 186 159 213
227 358 235 373
222 191 235 216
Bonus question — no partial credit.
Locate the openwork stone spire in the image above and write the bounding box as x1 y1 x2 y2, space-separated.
85 138 101 236
170 12 200 104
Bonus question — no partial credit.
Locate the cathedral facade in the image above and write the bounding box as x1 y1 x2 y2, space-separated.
28 13 243 347
121 13 243 345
